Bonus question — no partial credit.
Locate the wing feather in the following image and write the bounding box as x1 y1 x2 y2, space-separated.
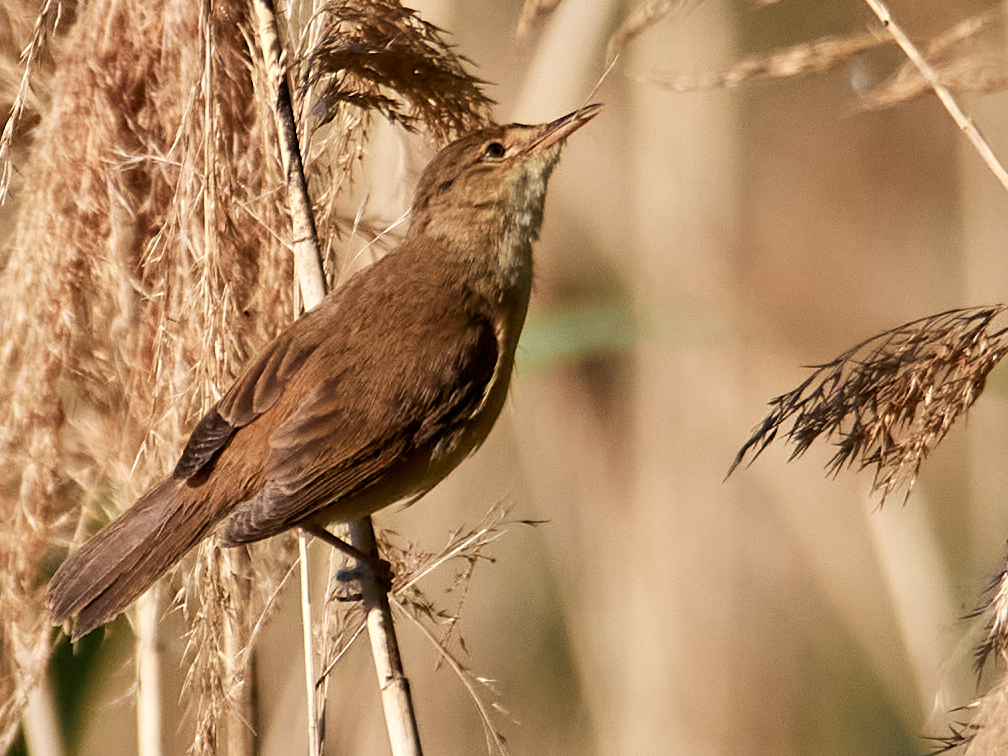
172 296 342 479
222 290 500 543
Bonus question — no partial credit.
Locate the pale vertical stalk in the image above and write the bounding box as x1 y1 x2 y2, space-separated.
225 548 255 756
349 520 422 756
250 3 323 752
250 2 422 754
621 1 738 752
135 585 163 756
298 533 319 756
250 0 325 306
21 662 64 756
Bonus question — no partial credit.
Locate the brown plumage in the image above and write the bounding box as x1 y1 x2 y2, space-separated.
48 104 601 641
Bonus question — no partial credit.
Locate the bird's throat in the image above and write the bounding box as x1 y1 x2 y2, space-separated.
496 147 560 293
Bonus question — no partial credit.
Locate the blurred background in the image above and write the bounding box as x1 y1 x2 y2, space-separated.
16 0 1008 754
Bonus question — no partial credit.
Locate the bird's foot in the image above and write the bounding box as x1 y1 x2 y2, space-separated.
301 524 393 593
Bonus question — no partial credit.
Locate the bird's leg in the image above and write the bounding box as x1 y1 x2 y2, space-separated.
301 524 393 592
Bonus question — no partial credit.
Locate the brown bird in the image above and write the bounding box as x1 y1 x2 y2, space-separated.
48 103 601 641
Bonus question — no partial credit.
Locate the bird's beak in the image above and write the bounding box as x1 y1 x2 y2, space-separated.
529 103 603 153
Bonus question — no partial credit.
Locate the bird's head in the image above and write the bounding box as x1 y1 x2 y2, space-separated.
408 104 602 252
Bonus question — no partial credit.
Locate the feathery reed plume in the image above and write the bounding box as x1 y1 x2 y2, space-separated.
648 8 1008 108
925 721 977 755
305 0 492 143
928 550 1008 753
649 30 889 92
606 0 692 65
970 552 1008 679
2 0 556 751
0 0 60 203
922 687 1008 755
731 306 1008 505
516 0 564 37
859 8 1008 111
182 541 231 756
0 0 196 746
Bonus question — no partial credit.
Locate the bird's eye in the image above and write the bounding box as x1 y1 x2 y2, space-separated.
482 142 506 160
438 179 454 193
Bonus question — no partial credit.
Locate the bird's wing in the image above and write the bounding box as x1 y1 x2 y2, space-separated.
172 298 337 480
221 288 500 543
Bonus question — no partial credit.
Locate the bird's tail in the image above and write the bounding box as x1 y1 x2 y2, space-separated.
48 477 217 641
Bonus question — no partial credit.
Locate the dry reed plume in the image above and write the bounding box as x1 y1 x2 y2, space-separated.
731 306 1008 505
294 0 492 290
510 2 1008 752
732 310 1008 751
929 554 1008 753
649 6 1008 111
716 11 1008 730
0 0 292 749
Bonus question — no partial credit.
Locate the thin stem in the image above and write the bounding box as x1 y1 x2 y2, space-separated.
21 654 65 756
863 0 1008 194
225 547 255 756
389 596 507 756
135 586 163 756
298 533 319 756
250 2 322 753
350 520 423 756
250 0 326 308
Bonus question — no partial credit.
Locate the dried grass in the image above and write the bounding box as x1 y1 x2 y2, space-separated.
304 0 491 142
647 7 1008 110
929 553 1008 753
859 8 1008 111
0 0 58 203
924 685 1008 755
516 0 565 38
649 30 889 91
314 506 528 756
972 556 1008 675
708 7 1008 752
734 305 1008 750
731 306 1008 505
607 0 693 65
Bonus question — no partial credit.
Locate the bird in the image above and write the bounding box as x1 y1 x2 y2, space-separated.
48 103 602 641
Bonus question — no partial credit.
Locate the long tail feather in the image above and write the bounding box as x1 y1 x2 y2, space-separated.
48 477 216 640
